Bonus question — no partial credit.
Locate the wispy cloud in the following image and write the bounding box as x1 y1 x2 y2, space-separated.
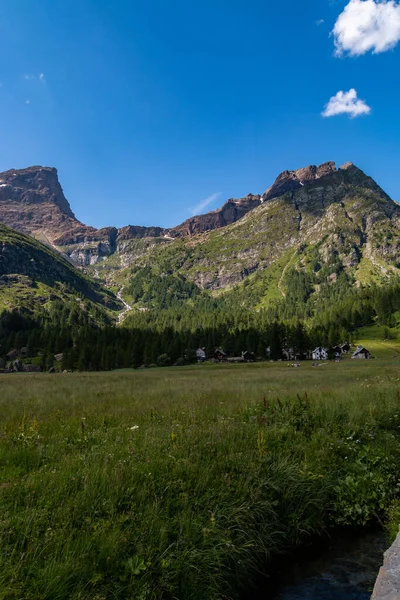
322 88 371 118
316 19 325 25
189 192 223 216
24 73 46 82
333 0 400 56
25 99 31 105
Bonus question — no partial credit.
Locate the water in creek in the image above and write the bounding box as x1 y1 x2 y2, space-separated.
261 528 387 600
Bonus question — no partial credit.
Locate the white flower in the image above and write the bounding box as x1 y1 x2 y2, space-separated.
130 425 139 430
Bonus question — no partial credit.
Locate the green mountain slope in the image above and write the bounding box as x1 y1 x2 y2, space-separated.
117 162 400 319
0 224 122 321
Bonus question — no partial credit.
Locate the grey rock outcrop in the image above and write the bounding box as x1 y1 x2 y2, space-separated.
371 532 400 600
12 359 23 372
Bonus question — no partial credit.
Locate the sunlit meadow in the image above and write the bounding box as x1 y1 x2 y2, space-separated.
1 360 400 599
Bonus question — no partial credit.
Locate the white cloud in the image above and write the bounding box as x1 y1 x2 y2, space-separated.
189 192 222 216
39 73 45 81
333 0 400 56
316 19 325 25
322 88 371 118
25 99 31 105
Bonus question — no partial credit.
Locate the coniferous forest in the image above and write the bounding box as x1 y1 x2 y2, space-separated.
1 278 400 371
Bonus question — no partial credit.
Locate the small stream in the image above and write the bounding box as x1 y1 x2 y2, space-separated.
260 529 386 600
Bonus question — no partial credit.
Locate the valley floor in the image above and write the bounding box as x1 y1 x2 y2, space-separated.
1 360 400 599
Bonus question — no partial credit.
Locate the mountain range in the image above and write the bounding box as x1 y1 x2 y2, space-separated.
0 160 399 319
0 165 263 266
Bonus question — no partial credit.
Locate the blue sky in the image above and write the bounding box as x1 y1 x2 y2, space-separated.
0 0 399 228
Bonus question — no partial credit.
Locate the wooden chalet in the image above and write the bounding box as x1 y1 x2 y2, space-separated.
214 348 227 362
196 347 206 362
312 347 328 361
351 346 371 360
242 351 256 362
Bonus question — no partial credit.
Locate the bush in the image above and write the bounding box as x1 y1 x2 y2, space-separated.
156 353 171 367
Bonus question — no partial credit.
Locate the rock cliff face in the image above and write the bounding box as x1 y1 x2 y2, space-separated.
0 166 101 254
117 225 166 240
0 166 75 218
169 195 262 237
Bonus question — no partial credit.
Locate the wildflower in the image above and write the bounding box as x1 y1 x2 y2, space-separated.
130 425 139 431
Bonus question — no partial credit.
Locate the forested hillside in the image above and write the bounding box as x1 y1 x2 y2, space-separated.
0 223 122 365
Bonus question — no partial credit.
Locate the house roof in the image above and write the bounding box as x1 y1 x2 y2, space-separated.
352 346 370 357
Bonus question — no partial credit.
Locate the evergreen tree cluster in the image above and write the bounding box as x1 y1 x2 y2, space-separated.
1 280 400 371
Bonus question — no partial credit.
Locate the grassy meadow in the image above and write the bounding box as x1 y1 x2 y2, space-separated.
354 324 400 359
1 359 400 599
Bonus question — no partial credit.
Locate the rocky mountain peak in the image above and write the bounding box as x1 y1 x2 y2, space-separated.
339 161 354 170
0 165 75 219
261 160 390 204
338 162 391 200
0 165 101 253
263 161 338 201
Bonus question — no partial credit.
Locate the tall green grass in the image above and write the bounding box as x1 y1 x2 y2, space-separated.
1 361 400 599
